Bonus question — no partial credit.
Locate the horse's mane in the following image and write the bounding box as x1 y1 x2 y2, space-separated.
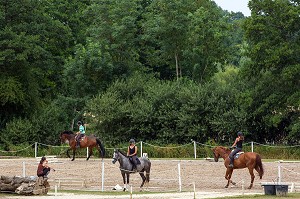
60 130 75 136
217 146 231 152
116 149 127 157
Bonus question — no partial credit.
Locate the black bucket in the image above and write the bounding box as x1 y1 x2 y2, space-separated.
262 184 276 195
275 185 288 196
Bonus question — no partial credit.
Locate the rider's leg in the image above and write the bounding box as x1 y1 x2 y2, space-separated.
132 156 138 170
76 134 81 148
229 155 234 167
229 148 241 167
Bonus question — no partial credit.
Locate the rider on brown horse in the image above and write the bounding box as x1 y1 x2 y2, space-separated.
229 131 244 167
76 121 85 148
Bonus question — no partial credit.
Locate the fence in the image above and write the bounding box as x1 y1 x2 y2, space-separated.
11 157 300 194
1 141 300 160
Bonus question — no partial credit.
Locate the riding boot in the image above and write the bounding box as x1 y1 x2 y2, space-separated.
132 164 137 172
229 157 234 168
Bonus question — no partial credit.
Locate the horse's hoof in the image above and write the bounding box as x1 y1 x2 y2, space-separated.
247 186 252 189
232 182 236 185
225 185 228 188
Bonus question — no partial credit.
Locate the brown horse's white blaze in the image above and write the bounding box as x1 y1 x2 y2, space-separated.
212 146 264 189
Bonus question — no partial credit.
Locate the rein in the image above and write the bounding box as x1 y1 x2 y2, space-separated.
217 147 230 159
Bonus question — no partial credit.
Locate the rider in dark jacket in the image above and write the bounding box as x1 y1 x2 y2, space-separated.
127 139 138 170
229 131 244 168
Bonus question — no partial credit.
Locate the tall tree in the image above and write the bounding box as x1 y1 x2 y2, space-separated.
242 0 300 142
142 0 230 82
0 0 72 129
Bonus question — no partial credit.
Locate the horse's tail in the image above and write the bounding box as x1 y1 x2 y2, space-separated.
96 138 105 159
146 161 151 183
256 153 264 179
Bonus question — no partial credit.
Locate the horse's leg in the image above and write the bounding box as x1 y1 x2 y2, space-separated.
139 171 146 191
224 168 234 188
66 148 71 158
121 172 127 191
87 147 93 161
71 149 76 161
247 167 255 189
126 173 130 190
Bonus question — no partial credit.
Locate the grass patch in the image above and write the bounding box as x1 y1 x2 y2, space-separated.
217 193 300 199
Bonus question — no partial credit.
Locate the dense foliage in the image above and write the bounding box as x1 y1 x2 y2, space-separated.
0 0 299 149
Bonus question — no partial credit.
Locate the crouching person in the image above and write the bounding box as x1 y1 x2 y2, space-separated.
34 156 55 195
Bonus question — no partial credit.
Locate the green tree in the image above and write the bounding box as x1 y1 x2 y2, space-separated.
242 0 300 142
0 0 71 134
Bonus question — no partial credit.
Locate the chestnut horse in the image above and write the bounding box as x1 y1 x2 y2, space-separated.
60 130 105 161
212 146 264 189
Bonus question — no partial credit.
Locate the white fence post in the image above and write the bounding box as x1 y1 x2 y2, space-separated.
55 185 58 196
251 141 254 152
278 160 282 184
34 142 38 158
101 159 105 191
22 162 26 177
178 161 182 192
87 147 89 159
140 141 143 158
193 182 196 199
193 140 197 159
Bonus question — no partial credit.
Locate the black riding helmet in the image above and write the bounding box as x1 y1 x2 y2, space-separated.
129 139 135 144
237 131 243 136
77 121 82 125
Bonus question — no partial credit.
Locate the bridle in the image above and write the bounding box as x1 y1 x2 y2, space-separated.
112 150 119 164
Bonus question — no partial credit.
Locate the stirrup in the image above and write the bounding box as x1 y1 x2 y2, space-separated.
229 164 233 168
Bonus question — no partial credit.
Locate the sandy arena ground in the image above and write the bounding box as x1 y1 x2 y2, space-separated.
1 156 300 198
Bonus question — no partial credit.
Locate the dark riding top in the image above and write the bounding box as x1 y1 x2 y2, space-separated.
128 146 136 155
236 139 243 149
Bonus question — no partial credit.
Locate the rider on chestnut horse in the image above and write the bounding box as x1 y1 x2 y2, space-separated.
229 131 244 167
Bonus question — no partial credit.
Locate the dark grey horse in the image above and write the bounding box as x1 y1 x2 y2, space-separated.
112 149 151 191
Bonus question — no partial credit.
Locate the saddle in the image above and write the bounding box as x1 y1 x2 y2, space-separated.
129 156 141 165
76 135 87 145
234 151 244 159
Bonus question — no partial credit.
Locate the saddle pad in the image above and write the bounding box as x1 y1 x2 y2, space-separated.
80 136 88 145
136 157 141 165
234 152 244 159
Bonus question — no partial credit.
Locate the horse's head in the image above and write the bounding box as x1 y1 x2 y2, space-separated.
112 149 119 164
212 146 230 161
212 147 220 162
60 130 74 144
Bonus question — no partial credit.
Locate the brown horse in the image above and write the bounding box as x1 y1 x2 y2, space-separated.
212 146 264 189
60 130 105 161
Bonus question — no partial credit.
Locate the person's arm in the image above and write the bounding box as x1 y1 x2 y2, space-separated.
132 146 137 156
231 138 239 148
37 164 44 175
43 160 49 168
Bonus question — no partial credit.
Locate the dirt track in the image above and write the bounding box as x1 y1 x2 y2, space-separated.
1 157 300 198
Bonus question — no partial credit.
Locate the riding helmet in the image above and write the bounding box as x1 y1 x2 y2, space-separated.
129 139 135 144
77 121 82 125
237 131 243 136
